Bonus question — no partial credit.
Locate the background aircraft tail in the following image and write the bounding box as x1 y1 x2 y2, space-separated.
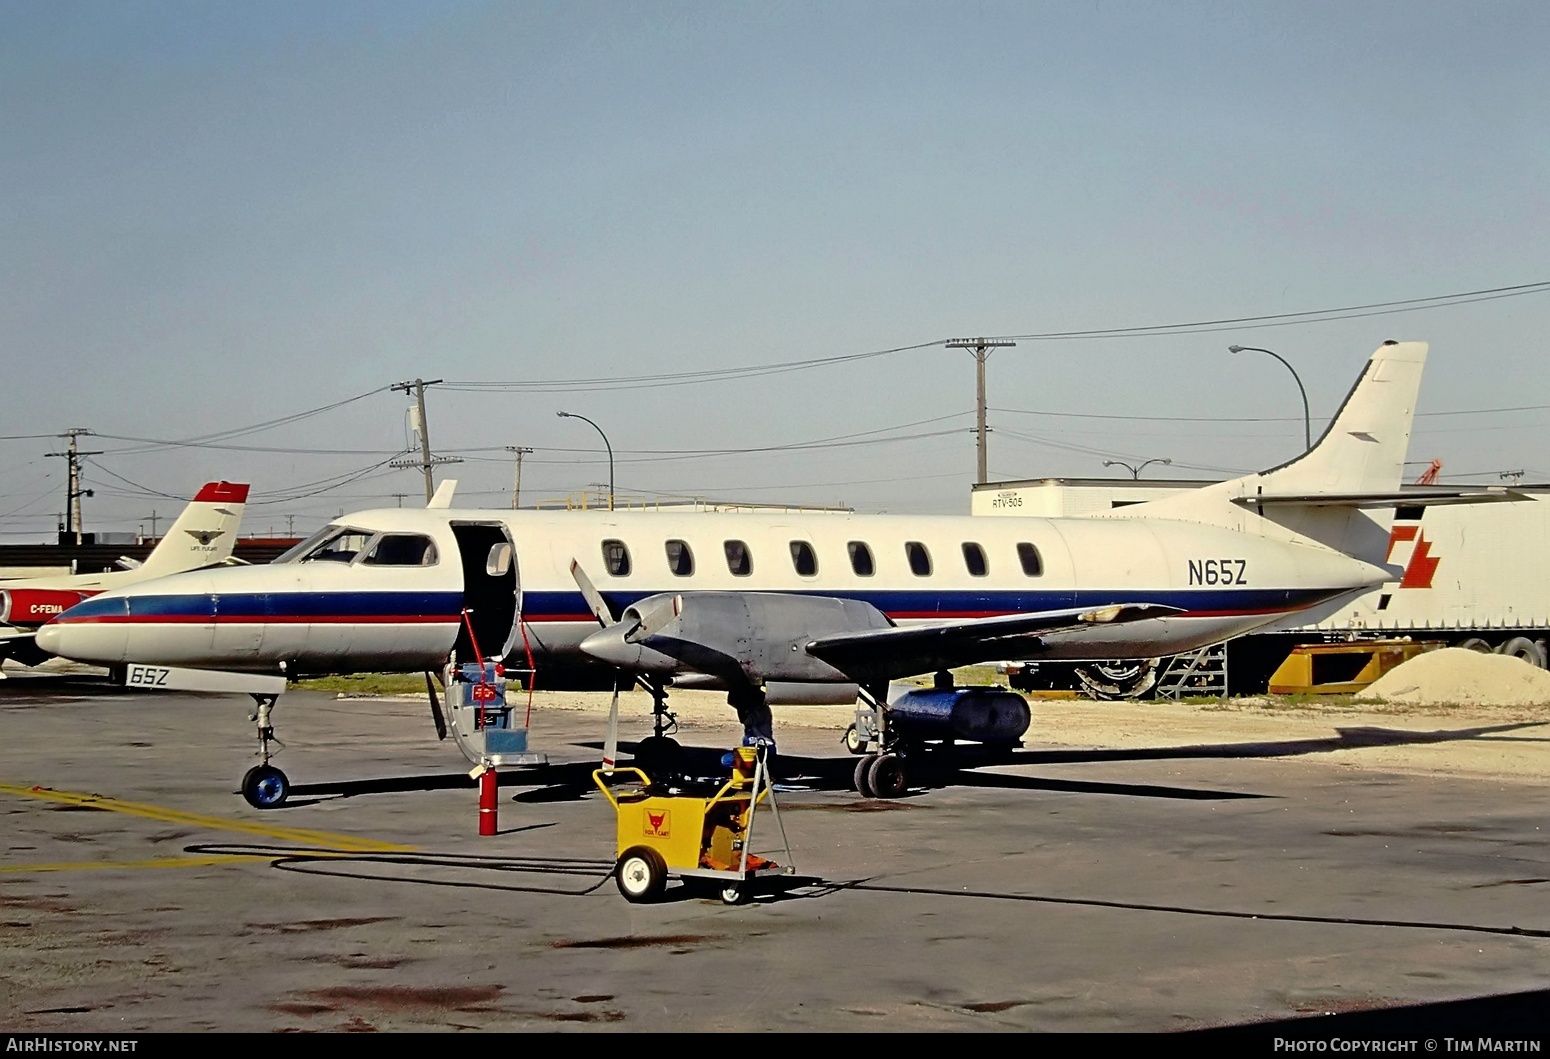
137 482 250 576
1117 341 1427 564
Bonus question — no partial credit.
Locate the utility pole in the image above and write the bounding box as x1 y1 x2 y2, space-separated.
946 338 1016 484
147 511 159 539
45 428 102 545
506 446 533 509
389 378 462 503
286 514 295 535
390 493 409 508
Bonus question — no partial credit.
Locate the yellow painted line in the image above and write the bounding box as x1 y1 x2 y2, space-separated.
0 783 414 853
1 855 271 874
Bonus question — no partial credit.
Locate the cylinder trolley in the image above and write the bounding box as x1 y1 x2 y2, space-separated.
593 746 794 905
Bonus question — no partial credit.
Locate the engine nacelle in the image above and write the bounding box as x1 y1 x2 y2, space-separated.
581 591 893 684
0 589 93 628
889 687 1031 743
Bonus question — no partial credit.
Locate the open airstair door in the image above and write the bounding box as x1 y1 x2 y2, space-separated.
451 523 520 662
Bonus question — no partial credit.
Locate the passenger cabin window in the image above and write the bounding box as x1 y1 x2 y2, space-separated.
724 539 752 577
602 539 631 577
362 534 438 566
848 541 875 577
789 540 818 577
1017 542 1043 577
665 539 695 576
905 541 932 577
962 542 988 577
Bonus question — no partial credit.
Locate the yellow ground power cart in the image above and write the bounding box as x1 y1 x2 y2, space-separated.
593 746 795 905
1267 639 1446 695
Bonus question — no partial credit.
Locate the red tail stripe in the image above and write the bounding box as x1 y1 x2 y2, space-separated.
193 482 250 503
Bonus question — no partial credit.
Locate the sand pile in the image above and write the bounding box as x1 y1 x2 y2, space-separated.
1356 647 1550 705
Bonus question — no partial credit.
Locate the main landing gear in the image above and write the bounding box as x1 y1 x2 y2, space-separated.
241 692 290 809
849 682 911 800
845 674 1031 800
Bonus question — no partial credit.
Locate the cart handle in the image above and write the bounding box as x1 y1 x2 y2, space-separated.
705 774 770 812
591 766 651 809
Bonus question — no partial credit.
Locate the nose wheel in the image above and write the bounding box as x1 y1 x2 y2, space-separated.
241 764 290 809
242 692 289 809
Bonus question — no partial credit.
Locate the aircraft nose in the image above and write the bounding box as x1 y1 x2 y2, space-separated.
580 625 638 668
32 622 65 655
34 595 129 662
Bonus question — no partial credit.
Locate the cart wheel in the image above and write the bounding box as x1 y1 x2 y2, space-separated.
615 845 668 903
867 754 907 799
721 885 747 906
842 724 867 755
241 765 290 810
853 754 877 797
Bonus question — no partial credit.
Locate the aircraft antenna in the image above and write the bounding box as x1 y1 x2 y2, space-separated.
946 339 1016 484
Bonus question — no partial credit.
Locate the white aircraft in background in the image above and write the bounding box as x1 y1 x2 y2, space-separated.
1 482 249 670
36 341 1511 805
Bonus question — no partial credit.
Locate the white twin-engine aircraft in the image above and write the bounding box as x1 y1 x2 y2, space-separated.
0 482 249 671
35 341 1506 804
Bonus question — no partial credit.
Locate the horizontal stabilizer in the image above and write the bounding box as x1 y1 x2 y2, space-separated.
1233 487 1530 510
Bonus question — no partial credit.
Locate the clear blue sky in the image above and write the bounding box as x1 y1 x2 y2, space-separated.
3 1 1547 538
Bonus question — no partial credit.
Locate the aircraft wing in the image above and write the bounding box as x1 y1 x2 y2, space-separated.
0 629 50 669
805 602 1182 684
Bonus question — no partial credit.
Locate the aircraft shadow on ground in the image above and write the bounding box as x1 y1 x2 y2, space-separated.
278 720 1545 806
1008 720 1547 765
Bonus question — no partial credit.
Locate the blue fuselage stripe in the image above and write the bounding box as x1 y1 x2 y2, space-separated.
56 585 1337 626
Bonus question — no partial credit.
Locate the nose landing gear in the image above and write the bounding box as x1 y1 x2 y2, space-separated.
242 692 289 809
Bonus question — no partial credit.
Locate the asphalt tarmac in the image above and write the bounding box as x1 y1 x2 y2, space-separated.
1 678 1547 1036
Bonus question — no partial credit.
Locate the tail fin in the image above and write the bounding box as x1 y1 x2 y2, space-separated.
1123 342 1427 563
1250 340 1426 496
138 482 249 576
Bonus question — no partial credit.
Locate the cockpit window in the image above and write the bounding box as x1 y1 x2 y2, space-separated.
362 534 438 566
275 525 341 564
278 526 376 564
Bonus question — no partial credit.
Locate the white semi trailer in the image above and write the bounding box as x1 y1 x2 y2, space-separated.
972 477 1550 696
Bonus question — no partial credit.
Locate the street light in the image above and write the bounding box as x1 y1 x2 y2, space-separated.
1229 345 1312 451
1104 458 1172 479
557 411 614 511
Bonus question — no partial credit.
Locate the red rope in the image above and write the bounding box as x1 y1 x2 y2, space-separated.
518 619 537 726
461 609 486 670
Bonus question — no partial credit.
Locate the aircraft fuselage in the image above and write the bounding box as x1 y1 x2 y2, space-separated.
36 507 1389 682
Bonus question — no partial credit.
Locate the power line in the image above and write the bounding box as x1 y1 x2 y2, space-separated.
997 280 1550 341
440 340 946 394
99 388 390 455
992 401 1550 424
440 279 1550 393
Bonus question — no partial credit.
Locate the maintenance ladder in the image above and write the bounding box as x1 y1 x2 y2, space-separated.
1154 643 1229 699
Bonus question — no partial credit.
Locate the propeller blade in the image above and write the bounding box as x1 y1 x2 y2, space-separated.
425 671 447 741
570 559 616 626
623 594 683 644
601 675 621 772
